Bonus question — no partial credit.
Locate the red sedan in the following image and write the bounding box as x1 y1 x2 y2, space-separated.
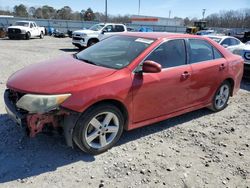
4 33 244 154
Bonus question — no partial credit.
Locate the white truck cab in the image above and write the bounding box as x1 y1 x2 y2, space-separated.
8 21 45 40
72 23 127 48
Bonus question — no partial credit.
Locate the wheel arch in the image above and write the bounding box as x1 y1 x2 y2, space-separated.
87 38 99 45
86 99 129 130
224 77 235 96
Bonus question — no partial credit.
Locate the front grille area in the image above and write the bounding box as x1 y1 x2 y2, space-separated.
8 28 21 34
73 36 84 41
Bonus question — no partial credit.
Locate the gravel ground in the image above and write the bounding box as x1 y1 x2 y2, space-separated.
0 37 249 188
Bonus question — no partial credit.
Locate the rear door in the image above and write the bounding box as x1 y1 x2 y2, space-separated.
187 39 227 105
132 39 193 123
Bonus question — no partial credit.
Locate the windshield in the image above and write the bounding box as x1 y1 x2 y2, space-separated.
14 22 29 27
89 24 105 31
208 37 222 43
75 35 155 69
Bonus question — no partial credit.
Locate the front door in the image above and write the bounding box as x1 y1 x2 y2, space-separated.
132 39 193 123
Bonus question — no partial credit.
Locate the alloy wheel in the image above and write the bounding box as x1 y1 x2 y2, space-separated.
215 84 230 109
85 112 119 149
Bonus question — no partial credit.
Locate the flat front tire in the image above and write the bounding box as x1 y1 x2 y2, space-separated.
209 81 231 112
73 104 124 155
40 32 44 39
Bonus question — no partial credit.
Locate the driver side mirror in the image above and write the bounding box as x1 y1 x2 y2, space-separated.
101 28 107 34
142 60 162 73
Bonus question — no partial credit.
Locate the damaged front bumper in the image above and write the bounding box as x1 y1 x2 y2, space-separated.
4 89 79 147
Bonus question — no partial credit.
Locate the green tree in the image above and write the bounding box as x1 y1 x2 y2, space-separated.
34 7 43 18
84 8 95 21
41 5 56 19
13 4 28 17
56 6 72 20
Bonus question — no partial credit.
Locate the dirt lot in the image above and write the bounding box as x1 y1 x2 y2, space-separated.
0 37 249 188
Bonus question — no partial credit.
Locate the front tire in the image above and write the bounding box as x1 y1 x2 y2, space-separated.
25 32 31 40
209 81 231 112
40 31 44 39
73 104 124 155
87 39 98 47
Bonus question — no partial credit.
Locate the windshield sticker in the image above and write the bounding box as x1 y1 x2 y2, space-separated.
135 38 154 44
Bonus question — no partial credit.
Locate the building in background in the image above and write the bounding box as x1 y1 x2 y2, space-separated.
131 15 184 26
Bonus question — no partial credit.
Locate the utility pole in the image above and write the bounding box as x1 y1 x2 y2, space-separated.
202 9 206 20
169 10 171 18
138 0 141 15
105 0 108 23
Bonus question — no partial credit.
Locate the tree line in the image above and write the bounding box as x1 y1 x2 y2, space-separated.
0 4 250 28
0 4 131 23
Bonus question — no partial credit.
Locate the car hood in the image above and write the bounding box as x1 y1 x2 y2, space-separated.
73 29 98 35
7 55 116 94
8 26 28 30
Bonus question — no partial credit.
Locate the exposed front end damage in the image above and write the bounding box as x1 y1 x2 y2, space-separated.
26 111 68 137
4 89 78 147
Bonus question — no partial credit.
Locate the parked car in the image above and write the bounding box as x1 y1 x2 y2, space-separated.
207 35 243 49
230 45 250 78
53 29 66 38
4 33 244 154
7 21 45 40
207 35 250 78
196 30 215 36
72 23 127 48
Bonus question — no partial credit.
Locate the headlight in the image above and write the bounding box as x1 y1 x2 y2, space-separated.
16 94 71 113
81 33 87 37
21 30 26 34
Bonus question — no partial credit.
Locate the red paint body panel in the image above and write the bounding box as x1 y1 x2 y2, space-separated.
7 33 244 131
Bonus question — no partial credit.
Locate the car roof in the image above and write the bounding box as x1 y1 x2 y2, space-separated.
206 35 238 40
119 32 203 40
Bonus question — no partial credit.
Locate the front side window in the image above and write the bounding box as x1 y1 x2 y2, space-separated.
89 24 105 31
103 25 114 32
189 39 213 63
75 36 154 69
145 39 186 68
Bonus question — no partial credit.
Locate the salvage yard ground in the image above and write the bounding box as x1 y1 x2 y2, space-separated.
0 37 249 187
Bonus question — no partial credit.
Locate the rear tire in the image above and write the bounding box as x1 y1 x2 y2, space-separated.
209 81 231 112
73 104 124 155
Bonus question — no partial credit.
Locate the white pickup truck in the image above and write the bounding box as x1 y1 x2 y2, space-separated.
72 23 127 48
8 21 45 40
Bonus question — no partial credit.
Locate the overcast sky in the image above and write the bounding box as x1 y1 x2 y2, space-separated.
0 0 249 18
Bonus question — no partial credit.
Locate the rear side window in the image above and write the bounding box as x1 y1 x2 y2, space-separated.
146 39 186 69
189 39 213 63
230 38 240 45
213 47 223 59
114 25 125 32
